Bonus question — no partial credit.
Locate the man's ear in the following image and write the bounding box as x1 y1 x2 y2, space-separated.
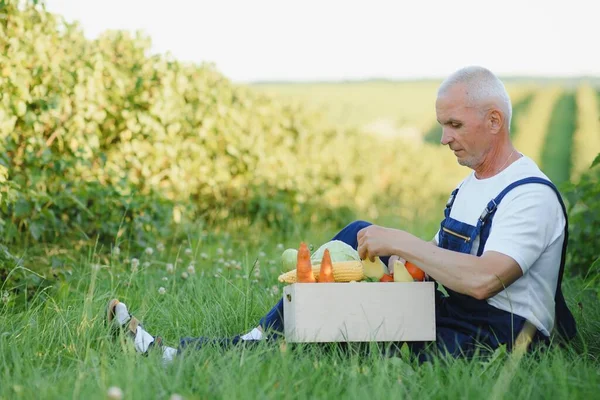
489 109 503 134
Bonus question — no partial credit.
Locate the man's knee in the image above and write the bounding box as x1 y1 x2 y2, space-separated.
343 220 372 232
331 220 373 248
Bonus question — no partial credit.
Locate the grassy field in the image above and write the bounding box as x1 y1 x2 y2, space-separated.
2 80 600 399
2 4 600 398
2 79 600 399
2 44 600 398
254 81 441 137
253 81 600 185
1 220 599 400
541 93 577 185
254 81 536 141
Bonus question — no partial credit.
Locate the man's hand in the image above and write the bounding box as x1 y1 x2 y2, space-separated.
356 224 401 262
358 226 522 299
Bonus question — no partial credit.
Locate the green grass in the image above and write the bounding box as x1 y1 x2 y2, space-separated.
252 81 442 135
509 93 535 139
1 221 599 400
423 118 444 144
540 93 577 185
253 81 536 143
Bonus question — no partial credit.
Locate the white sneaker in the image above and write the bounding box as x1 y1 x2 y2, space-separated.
105 299 180 363
106 299 160 352
106 299 136 338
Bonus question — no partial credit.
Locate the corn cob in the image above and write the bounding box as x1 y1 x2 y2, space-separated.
278 260 364 283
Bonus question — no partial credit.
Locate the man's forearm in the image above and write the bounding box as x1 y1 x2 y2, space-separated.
389 231 515 299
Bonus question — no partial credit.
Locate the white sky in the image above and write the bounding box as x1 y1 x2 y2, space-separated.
44 0 599 83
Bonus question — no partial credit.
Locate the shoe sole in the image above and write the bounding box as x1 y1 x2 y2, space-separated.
106 298 139 337
106 299 120 327
105 299 162 355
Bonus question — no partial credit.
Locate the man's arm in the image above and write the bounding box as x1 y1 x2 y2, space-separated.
357 226 523 300
358 187 561 300
387 238 437 273
390 232 522 300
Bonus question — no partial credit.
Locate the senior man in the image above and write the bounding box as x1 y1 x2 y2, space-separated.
106 66 577 363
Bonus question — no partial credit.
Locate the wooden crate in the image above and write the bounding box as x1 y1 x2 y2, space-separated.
283 282 436 343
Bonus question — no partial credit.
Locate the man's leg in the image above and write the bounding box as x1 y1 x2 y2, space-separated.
108 220 386 360
258 298 284 336
178 298 284 352
330 220 391 267
107 300 178 363
181 220 388 349
107 299 269 361
240 220 387 340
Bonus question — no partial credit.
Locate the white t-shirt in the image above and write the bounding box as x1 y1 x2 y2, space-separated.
433 155 565 337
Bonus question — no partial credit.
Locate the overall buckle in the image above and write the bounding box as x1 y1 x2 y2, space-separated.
479 199 498 222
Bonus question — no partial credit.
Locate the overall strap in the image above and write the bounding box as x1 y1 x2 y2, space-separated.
477 177 562 252
477 177 576 340
444 187 460 219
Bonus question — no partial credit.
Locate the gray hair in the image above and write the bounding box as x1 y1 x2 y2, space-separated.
438 66 512 129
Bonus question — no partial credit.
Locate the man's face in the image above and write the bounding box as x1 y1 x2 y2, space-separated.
435 84 490 169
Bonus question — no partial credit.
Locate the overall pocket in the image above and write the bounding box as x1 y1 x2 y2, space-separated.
439 226 472 253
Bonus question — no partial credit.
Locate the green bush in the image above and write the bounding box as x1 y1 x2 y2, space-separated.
0 0 355 246
1 0 457 254
563 153 600 276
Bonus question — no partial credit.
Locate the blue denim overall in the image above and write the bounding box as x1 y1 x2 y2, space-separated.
421 176 577 359
179 177 576 358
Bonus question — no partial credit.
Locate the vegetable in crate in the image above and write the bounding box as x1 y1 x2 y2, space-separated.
393 260 414 282
277 240 425 284
361 256 388 279
296 242 316 283
392 260 426 282
405 261 426 281
310 240 360 263
280 240 358 271
318 249 335 283
281 248 298 271
278 260 364 283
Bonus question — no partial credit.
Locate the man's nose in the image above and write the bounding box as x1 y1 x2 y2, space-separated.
440 128 453 145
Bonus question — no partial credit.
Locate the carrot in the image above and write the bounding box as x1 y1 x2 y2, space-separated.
296 242 316 283
379 273 394 282
405 261 425 281
318 249 335 282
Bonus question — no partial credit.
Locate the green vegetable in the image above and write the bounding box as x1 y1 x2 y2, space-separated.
281 248 298 270
310 240 360 264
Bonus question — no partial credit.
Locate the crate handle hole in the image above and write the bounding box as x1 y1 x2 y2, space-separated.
286 294 292 302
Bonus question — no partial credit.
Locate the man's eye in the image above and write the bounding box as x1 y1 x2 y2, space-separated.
451 123 461 128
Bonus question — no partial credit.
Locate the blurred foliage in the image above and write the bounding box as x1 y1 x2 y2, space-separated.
0 0 463 256
563 153 600 276
254 81 442 135
540 93 576 186
512 87 563 164
571 84 600 181
2 0 597 298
